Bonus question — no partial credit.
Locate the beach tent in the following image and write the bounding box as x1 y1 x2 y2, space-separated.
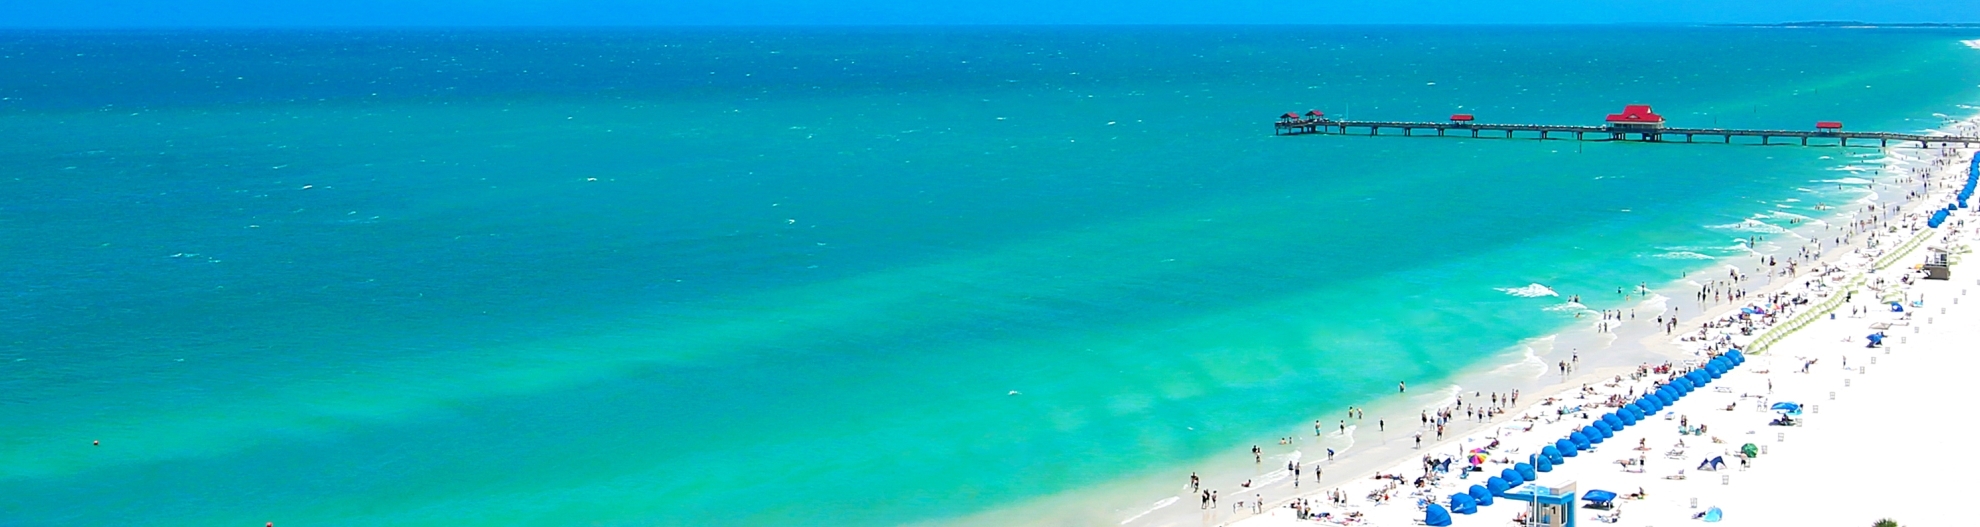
1728 350 1744 364
1424 503 1453 526
1555 439 1579 458
1568 432 1591 450
1585 424 1610 441
1450 492 1478 514
1701 506 1723 522
1487 476 1511 497
1741 443 1759 458
1582 489 1618 508
1541 445 1564 464
1617 409 1637 426
1501 468 1524 486
1770 402 1802 416
1688 371 1711 385
1655 391 1677 406
1469 484 1495 506
1515 462 1536 481
1535 453 1554 472
1602 413 1625 429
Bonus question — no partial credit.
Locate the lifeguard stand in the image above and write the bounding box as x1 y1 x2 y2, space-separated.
1923 250 1951 280
1502 479 1577 527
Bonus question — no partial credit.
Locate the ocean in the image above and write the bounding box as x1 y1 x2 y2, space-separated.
3 26 1979 526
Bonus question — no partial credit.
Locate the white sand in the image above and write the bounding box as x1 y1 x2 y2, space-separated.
1233 136 1979 527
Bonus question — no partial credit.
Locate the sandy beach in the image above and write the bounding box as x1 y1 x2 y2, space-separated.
1200 120 1979 527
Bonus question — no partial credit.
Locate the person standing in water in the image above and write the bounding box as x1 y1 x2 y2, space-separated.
1398 381 1406 393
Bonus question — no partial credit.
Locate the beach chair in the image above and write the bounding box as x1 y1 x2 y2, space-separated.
1664 470 1687 480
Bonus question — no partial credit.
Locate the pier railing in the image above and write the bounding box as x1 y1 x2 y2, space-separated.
1273 118 1980 147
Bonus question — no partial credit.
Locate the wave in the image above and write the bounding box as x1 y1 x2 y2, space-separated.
1654 251 1716 260
1707 220 1788 234
1542 302 1587 312
1816 177 1873 184
1496 283 1559 298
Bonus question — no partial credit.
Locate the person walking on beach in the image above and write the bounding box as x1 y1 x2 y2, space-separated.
1327 448 1335 461
1253 445 1262 463
1379 419 1384 431
1190 472 1199 492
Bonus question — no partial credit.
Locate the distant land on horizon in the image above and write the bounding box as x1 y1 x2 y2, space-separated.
1713 21 1980 28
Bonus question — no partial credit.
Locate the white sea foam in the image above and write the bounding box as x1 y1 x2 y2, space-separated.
1708 219 1788 235
1817 177 1874 184
1120 497 1179 525
1654 251 1716 260
1496 283 1559 298
1542 301 1587 312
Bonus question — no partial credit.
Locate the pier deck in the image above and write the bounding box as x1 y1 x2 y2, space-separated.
1273 119 1980 148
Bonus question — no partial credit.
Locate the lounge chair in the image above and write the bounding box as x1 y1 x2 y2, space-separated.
1664 470 1687 480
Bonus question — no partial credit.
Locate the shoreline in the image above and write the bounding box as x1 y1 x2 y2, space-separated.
1091 111 1980 527
1225 114 1977 526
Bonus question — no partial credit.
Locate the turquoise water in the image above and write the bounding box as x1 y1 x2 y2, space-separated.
4 27 1979 525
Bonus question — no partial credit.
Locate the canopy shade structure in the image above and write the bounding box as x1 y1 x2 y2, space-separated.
1425 503 1453 526
1501 468 1524 486
1556 438 1580 457
1487 476 1511 496
1602 413 1625 429
1583 489 1618 503
1450 492 1478 514
1584 424 1610 441
1569 432 1591 450
1535 453 1554 472
1469 484 1495 506
1541 445 1564 464
1515 462 1536 481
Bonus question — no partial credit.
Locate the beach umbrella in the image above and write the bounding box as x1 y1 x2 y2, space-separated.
1582 489 1618 506
1586 425 1610 442
1541 445 1564 464
1486 476 1511 497
1702 506 1723 522
1741 443 1759 458
1770 402 1802 416
1569 431 1591 450
1425 503 1453 526
1449 492 1478 514
1602 413 1625 429
1468 452 1489 466
1469 484 1495 506
1554 439 1578 458
1515 462 1536 481
1690 370 1712 384
1656 391 1677 405
1619 409 1639 425
1535 454 1554 472
1592 420 1614 437
1500 468 1524 486
1708 366 1724 379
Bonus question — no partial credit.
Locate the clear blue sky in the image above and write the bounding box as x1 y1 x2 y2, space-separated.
8 0 1978 27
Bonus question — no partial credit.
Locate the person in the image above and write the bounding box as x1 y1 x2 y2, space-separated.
1190 472 1199 491
1253 445 1262 463
1327 448 1335 461
1415 434 1422 448
1399 381 1406 393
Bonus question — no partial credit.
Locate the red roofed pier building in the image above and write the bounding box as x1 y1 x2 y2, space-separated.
1605 105 1665 130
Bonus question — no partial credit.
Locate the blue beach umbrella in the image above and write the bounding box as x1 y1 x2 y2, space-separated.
1583 425 1608 443
1541 445 1564 464
1619 409 1639 425
1501 467 1524 486
1535 454 1554 472
1487 476 1511 496
1569 431 1591 450
1469 484 1494 506
1450 492 1478 514
1555 439 1578 458
1425 503 1453 527
1602 413 1625 429
1708 366 1724 379
1515 462 1536 481
1592 420 1614 437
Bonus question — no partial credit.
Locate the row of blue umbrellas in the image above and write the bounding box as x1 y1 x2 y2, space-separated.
1427 350 1747 525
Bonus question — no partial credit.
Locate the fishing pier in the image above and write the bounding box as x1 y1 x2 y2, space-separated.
1274 105 1980 148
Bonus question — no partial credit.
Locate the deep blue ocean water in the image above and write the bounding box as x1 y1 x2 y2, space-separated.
4 27 1979 525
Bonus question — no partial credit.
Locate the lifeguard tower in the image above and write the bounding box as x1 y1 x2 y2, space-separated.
1502 479 1579 527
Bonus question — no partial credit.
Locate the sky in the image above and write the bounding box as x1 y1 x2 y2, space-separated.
5 0 1979 27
